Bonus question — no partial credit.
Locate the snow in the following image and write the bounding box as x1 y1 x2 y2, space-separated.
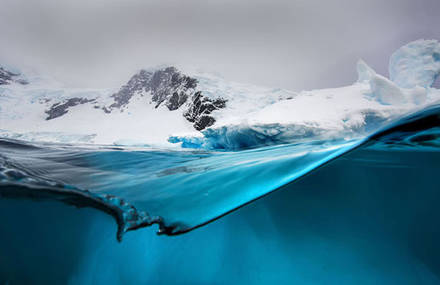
0 84 194 146
1 39 440 149
193 71 297 125
389 39 440 88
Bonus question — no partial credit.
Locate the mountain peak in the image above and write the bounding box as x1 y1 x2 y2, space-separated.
43 66 227 131
110 66 198 111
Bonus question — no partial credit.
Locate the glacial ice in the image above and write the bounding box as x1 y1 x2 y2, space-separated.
169 124 328 150
389 39 440 88
357 59 408 105
357 59 377 83
370 74 407 105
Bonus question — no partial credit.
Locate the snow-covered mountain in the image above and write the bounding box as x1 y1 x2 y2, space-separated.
1 39 440 149
0 63 295 146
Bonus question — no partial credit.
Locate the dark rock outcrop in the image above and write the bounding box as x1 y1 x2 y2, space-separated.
184 92 227 130
46 98 95 120
0 67 28 85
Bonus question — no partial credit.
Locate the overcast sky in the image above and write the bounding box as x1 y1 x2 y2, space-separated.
1 0 439 90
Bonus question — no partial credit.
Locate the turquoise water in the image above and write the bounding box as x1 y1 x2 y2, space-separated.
1 104 440 284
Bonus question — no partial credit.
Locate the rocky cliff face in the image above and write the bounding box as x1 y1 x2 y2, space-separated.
42 66 227 131
184 92 227 130
110 69 152 109
110 67 197 111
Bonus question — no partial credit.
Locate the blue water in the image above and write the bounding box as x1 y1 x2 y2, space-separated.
1 104 440 284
